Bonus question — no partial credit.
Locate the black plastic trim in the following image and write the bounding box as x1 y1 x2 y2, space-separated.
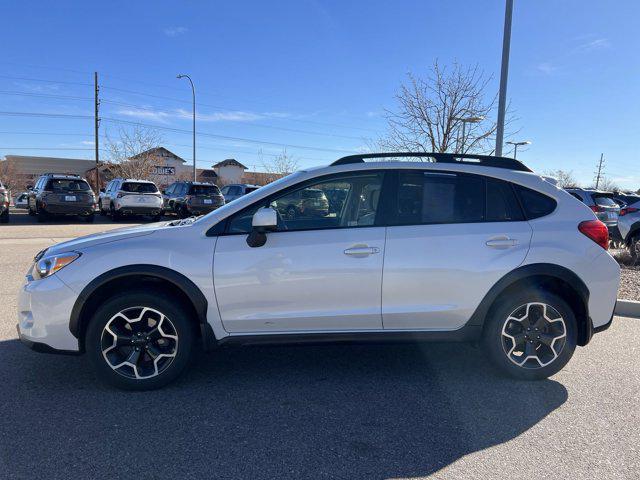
217 325 482 347
467 263 590 326
594 313 614 334
625 221 640 244
69 264 209 338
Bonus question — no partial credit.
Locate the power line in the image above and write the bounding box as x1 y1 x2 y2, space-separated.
0 74 92 87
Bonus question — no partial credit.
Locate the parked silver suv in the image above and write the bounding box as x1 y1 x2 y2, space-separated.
565 188 621 242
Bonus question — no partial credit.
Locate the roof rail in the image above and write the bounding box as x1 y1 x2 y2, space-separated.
42 172 82 177
330 152 532 172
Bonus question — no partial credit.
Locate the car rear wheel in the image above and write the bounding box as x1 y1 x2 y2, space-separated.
0 209 8 223
628 235 640 266
36 206 49 223
110 203 121 222
482 291 577 380
86 290 195 390
98 200 106 216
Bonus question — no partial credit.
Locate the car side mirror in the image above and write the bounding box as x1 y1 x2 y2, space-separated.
247 207 278 248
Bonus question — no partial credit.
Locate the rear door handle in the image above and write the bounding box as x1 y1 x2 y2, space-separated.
344 246 380 256
485 236 518 249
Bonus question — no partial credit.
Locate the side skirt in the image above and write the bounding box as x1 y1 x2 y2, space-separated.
214 325 482 348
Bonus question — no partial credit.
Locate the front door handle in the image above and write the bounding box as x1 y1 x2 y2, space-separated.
344 246 380 256
485 236 518 249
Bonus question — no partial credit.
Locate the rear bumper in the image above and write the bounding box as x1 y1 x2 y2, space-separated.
43 203 94 215
116 205 163 216
187 204 223 215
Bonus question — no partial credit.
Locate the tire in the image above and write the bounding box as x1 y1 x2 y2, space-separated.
84 213 95 223
0 209 8 224
152 213 163 222
482 290 577 381
28 206 35 216
36 206 49 223
99 200 106 216
85 290 195 390
110 204 121 222
179 205 189 219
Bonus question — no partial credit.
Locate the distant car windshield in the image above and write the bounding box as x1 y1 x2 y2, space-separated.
302 189 325 199
122 182 158 193
47 179 91 192
189 184 220 196
592 194 618 208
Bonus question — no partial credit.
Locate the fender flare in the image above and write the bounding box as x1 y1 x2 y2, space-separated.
625 221 640 244
69 264 209 338
467 263 590 327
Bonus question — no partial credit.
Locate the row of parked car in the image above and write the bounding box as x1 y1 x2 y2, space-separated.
565 187 640 262
3 173 262 223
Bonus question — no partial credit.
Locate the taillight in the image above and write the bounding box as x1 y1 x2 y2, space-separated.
589 205 603 213
620 207 639 216
578 220 609 250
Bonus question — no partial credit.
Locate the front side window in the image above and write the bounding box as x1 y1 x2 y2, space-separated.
220 186 229 195
226 172 384 234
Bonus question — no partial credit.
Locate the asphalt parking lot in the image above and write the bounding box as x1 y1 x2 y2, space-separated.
0 211 639 479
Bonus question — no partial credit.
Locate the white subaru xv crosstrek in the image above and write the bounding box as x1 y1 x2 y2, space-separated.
17 153 620 390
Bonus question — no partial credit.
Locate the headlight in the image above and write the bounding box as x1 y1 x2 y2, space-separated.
33 252 81 280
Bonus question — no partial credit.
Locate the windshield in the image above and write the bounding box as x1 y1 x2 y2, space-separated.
47 179 91 192
189 184 220 196
592 194 619 208
121 182 158 193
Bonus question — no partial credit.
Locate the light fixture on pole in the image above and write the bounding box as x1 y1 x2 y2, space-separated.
506 140 530 159
177 74 196 181
455 116 484 153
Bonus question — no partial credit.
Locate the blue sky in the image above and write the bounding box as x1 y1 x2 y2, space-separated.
1 0 638 188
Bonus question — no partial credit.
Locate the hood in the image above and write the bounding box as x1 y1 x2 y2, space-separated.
46 221 169 254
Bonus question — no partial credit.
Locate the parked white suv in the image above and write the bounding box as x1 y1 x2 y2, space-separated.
17 153 620 390
99 178 163 221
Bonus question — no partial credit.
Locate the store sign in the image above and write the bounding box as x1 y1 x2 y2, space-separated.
154 166 175 175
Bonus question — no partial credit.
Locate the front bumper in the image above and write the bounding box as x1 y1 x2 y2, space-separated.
17 274 80 352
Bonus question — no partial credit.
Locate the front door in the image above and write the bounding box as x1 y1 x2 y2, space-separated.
381 171 533 330
213 171 386 333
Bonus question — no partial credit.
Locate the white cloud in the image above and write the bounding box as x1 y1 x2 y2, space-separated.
115 107 280 123
163 26 188 37
575 37 611 53
536 62 558 75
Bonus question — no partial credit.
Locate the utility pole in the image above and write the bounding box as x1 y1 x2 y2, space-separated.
495 0 514 157
594 153 605 189
94 72 100 193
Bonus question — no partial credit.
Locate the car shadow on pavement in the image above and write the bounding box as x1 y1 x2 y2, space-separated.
0 339 567 479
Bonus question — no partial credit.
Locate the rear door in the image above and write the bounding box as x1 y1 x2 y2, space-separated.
381 170 532 330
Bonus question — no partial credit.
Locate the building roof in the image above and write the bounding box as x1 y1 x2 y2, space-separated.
3 155 96 177
213 158 247 169
130 147 186 163
197 169 218 179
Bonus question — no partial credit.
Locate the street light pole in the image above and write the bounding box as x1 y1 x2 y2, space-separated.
177 74 196 181
506 140 531 159
495 0 514 157
454 116 484 153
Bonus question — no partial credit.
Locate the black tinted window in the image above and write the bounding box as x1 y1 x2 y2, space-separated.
396 171 484 224
46 179 91 191
486 178 524 222
121 182 158 193
189 184 220 196
514 185 557 219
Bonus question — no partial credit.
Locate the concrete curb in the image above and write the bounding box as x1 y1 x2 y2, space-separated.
615 299 640 318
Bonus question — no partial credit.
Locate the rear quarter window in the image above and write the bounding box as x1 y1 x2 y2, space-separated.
513 185 557 219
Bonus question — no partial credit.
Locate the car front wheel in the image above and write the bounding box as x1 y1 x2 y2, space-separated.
482 291 577 380
86 290 195 390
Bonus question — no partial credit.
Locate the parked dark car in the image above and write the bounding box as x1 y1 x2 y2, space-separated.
220 183 260 203
273 187 330 219
162 181 225 218
0 180 9 223
28 173 96 223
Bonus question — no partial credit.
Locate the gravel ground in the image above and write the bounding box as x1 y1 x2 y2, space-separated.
611 249 640 301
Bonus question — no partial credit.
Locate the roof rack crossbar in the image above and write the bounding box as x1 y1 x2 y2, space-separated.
330 152 532 172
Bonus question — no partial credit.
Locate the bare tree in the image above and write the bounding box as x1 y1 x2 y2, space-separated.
543 169 580 188
260 148 299 183
379 61 515 155
0 158 31 192
593 176 620 192
105 126 164 180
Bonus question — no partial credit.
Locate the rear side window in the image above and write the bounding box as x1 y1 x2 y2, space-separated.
486 178 525 222
121 182 158 193
395 171 485 224
513 185 557 219
568 192 584 202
